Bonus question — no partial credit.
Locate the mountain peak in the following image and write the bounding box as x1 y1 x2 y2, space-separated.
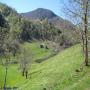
21 8 75 31
21 8 57 20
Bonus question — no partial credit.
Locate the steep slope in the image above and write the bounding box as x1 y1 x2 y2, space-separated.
0 3 61 42
21 8 75 31
21 8 79 45
1 44 90 90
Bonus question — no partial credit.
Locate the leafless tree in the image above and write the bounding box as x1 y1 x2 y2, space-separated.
62 0 90 66
3 54 10 90
3 45 11 90
20 47 33 79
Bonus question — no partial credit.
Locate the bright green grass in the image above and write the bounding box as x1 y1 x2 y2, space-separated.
0 44 90 90
21 42 53 62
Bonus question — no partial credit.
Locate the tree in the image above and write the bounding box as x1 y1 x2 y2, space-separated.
20 47 33 79
63 0 90 66
3 49 11 90
3 36 12 90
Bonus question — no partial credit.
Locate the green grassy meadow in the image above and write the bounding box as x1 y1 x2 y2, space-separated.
0 43 90 90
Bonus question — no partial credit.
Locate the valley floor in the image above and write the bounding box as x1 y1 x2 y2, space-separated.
0 43 90 90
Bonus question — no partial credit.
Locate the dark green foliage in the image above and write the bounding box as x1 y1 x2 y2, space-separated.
0 3 18 17
0 14 6 27
0 13 10 56
20 18 60 41
0 3 20 56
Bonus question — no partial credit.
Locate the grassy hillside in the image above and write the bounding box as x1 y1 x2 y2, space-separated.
20 42 53 62
0 44 90 90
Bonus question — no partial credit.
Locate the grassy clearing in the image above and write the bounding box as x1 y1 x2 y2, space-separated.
0 44 90 90
21 42 53 62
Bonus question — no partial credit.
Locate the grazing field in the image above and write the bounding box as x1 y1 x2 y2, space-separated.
0 43 90 90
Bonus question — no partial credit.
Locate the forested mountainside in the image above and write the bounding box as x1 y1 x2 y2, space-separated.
0 3 59 41
21 8 75 32
0 3 79 53
21 8 80 44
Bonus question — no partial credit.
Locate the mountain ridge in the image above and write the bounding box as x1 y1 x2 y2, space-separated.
21 8 58 20
21 8 75 31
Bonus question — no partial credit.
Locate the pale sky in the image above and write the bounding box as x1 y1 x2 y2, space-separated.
0 0 66 19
